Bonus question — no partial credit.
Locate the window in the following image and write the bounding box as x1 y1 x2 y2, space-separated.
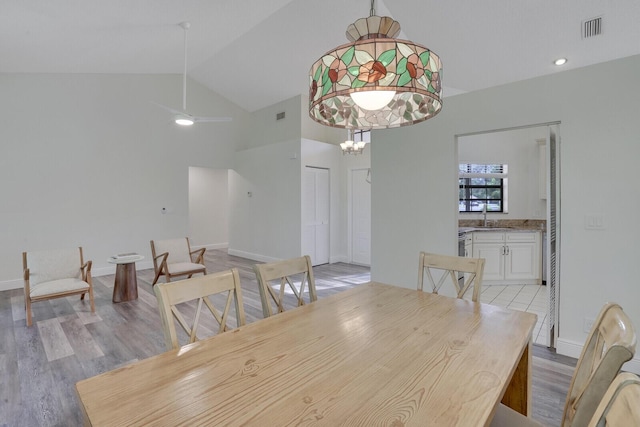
459 163 508 213
353 129 371 143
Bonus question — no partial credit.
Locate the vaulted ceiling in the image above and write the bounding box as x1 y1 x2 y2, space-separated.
2 0 639 112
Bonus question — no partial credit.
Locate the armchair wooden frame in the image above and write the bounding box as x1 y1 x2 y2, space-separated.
253 255 317 318
417 251 486 302
23 247 95 327
154 268 246 350
150 237 206 286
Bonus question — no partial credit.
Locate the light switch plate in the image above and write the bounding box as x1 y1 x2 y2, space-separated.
584 214 605 229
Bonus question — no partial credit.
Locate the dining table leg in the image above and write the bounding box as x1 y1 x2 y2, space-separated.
500 338 532 416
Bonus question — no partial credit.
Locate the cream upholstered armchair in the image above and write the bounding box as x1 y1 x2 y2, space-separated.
150 238 206 285
23 247 95 327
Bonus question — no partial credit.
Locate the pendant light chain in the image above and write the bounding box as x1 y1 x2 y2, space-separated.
370 0 375 17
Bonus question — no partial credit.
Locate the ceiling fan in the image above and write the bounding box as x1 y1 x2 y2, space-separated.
154 22 231 126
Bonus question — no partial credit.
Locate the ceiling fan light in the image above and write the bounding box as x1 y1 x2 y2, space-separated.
175 115 194 126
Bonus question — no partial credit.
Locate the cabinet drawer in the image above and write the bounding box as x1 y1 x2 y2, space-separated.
506 232 539 242
473 232 504 243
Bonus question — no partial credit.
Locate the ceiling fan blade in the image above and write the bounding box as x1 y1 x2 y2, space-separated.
150 101 183 116
193 116 233 123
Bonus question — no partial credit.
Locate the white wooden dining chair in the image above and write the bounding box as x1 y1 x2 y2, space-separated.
154 268 246 350
253 255 317 318
491 302 637 427
23 247 95 326
417 251 485 302
587 372 640 427
150 237 206 285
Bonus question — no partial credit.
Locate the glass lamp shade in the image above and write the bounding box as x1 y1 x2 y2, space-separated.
341 140 354 150
340 137 366 155
309 15 442 129
175 115 194 126
350 90 396 110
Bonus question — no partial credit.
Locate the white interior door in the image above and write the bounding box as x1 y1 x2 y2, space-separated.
351 168 371 266
302 167 330 266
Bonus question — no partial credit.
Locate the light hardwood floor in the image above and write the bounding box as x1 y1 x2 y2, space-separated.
0 249 575 426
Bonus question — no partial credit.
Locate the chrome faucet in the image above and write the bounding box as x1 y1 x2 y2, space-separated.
482 204 487 227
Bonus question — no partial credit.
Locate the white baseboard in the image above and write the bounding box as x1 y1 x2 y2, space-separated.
192 243 228 251
556 337 640 375
329 255 348 264
556 337 586 360
227 249 281 263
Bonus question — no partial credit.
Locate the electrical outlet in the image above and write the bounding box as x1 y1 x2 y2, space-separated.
583 316 595 333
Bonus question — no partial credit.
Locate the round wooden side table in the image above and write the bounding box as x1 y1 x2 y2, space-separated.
108 254 144 303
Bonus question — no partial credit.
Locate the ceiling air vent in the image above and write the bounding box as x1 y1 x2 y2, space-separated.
276 111 286 120
582 16 602 39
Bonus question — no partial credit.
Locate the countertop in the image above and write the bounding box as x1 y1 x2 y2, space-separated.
459 219 546 234
460 227 543 234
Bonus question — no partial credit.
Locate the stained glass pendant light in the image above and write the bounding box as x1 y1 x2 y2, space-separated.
309 0 442 129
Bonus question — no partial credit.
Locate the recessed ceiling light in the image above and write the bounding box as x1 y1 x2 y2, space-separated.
554 58 568 66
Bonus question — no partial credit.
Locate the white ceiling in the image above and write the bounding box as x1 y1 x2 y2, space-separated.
2 0 640 112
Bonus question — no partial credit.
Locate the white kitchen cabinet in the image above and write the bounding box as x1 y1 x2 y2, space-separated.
473 242 504 281
464 234 472 258
471 231 541 285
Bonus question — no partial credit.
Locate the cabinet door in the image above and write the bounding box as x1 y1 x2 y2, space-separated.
505 242 539 281
473 243 504 281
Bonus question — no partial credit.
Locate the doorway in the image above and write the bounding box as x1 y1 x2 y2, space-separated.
188 167 229 248
302 166 330 266
457 123 560 348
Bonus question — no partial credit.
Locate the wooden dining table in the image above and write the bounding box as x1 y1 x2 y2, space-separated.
76 281 537 426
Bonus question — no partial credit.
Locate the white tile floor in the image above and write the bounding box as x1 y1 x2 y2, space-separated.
477 284 549 346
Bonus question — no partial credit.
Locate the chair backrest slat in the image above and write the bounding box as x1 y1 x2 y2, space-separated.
417 252 485 302
154 268 246 350
253 255 317 318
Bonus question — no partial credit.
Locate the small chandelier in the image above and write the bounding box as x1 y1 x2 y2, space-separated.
340 130 366 155
309 0 442 129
